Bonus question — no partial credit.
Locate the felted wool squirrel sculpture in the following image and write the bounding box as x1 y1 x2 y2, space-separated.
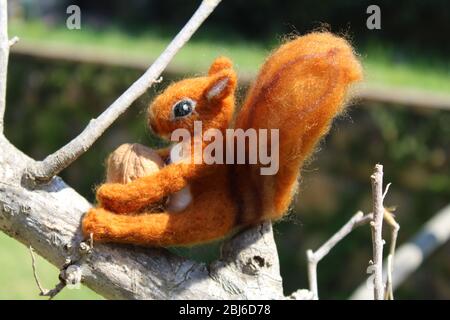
82 32 363 247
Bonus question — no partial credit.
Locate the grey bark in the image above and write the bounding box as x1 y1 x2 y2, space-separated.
370 164 385 300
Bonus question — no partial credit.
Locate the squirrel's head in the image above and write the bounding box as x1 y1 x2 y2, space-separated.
148 57 237 140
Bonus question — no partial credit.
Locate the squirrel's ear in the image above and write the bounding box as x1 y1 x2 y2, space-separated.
205 70 237 102
208 56 233 75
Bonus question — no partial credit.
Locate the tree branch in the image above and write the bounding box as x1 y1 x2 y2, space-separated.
0 0 10 133
350 204 450 299
0 136 297 299
383 208 399 300
370 164 385 300
306 211 373 299
24 0 222 184
30 246 66 299
8 36 19 47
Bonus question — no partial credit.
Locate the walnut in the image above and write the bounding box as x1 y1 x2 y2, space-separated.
105 143 192 213
106 143 166 212
106 143 164 184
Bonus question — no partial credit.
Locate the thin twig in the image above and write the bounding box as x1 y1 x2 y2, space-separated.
307 211 373 299
30 246 47 294
8 36 19 47
0 0 10 133
370 164 385 300
29 246 66 299
41 282 66 300
90 232 94 248
382 182 391 200
383 208 400 300
306 250 318 299
25 0 222 183
385 255 393 300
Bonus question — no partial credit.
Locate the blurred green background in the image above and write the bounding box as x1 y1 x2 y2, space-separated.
1 0 449 300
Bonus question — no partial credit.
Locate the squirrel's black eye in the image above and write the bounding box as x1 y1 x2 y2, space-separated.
172 99 195 119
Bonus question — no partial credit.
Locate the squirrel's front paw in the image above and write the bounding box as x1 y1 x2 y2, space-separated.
96 183 134 213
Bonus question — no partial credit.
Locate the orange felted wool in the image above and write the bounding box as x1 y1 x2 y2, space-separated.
82 32 363 247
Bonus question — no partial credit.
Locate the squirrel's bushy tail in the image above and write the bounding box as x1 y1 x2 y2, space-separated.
234 32 363 224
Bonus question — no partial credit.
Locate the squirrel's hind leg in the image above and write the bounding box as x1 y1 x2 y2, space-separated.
82 199 237 247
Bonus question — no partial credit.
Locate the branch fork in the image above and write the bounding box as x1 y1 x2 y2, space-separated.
23 0 223 184
306 164 399 300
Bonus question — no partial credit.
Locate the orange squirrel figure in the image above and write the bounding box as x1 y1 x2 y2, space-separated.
82 32 363 246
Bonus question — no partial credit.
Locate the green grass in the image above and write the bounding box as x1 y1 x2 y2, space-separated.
0 232 101 300
9 20 450 93
10 20 268 77
362 42 450 93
